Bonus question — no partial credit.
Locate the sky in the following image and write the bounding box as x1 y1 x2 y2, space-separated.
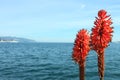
0 0 120 42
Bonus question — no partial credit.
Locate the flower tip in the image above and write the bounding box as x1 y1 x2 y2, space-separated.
98 9 107 18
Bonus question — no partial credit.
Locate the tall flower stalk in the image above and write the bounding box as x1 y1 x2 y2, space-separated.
72 29 90 80
91 10 113 80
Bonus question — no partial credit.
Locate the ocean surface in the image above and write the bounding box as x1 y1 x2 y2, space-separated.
0 42 120 80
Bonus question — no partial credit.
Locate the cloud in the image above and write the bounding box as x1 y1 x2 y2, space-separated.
80 4 86 9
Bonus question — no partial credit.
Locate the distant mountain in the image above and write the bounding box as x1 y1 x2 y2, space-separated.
0 36 36 43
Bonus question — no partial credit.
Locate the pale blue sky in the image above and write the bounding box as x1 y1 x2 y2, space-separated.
0 0 120 42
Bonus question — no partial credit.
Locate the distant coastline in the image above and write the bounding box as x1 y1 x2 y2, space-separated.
0 40 18 43
0 36 36 43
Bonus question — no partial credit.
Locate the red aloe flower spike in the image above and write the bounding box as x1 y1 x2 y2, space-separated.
91 10 113 51
72 29 90 80
91 9 113 80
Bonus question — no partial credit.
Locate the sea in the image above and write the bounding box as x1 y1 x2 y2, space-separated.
0 42 119 80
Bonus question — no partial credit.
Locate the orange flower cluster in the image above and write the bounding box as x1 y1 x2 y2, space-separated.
91 10 113 52
72 29 90 66
72 9 113 80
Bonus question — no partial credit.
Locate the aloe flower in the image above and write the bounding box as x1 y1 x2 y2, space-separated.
72 29 90 80
91 10 113 80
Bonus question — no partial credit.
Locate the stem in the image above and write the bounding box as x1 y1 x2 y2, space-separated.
98 50 104 80
100 77 104 80
79 63 85 80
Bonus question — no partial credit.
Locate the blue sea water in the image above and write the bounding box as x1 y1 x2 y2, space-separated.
0 42 120 80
